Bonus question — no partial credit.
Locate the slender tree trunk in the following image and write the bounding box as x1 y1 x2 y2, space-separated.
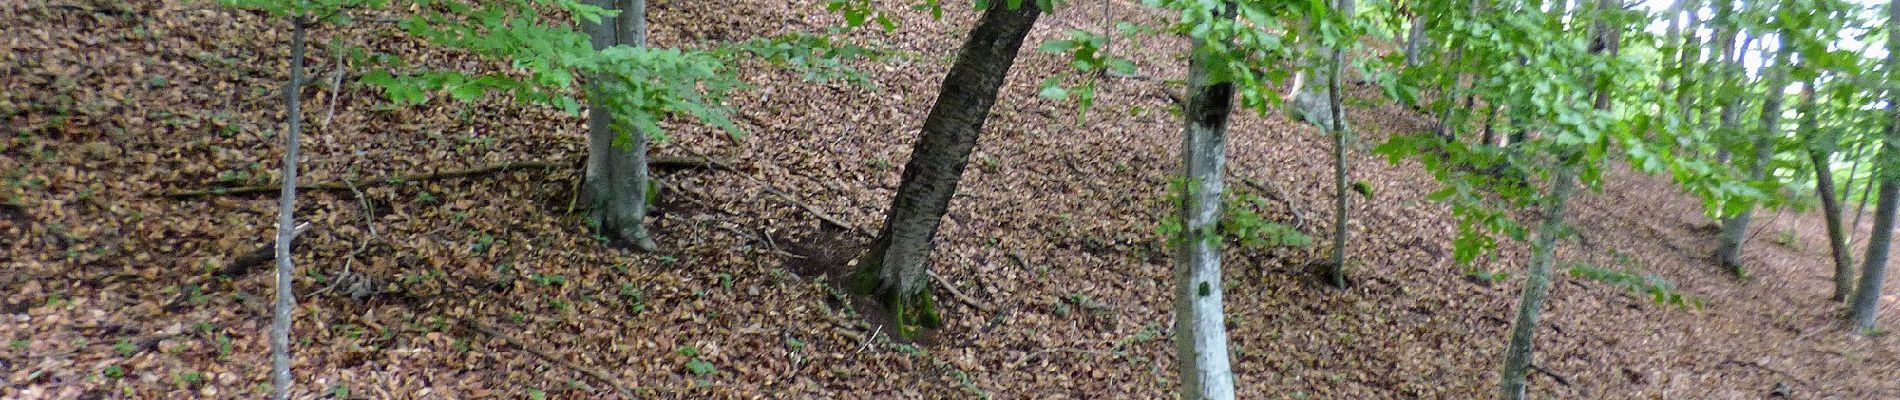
1716 42 1792 275
1855 143 1881 230
1480 104 1499 146
1404 13 1426 67
1434 0 1484 139
270 15 308 400
1707 0 1743 164
582 0 658 251
1322 0 1356 289
1498 164 1578 400
1173 4 1240 398
1674 0 1702 153
850 3 1041 338
1847 0 1900 332
1798 85 1857 301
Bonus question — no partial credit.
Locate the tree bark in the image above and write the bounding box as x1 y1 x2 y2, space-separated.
1174 3 1240 398
849 2 1041 338
1498 164 1578 400
270 15 308 400
582 0 658 251
1323 0 1356 289
1847 0 1899 332
1404 13 1426 67
1716 42 1792 275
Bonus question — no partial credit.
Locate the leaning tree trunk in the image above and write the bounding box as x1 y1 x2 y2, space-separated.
1797 85 1857 301
1498 164 1578 400
849 3 1041 338
582 0 658 251
1847 0 1900 332
270 15 309 400
1322 0 1356 289
1716 43 1792 275
1173 3 1240 398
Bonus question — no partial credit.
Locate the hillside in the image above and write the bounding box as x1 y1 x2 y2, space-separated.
3 0 1898 398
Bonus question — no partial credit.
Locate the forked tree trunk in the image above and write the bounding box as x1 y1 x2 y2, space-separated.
1174 3 1240 398
582 0 658 251
1716 43 1792 275
850 2 1042 338
1847 0 1899 332
1796 84 1857 301
270 16 309 400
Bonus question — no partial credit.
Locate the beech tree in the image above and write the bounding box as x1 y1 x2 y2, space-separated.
1715 40 1794 274
1846 0 1899 332
849 1 1042 337
580 0 659 251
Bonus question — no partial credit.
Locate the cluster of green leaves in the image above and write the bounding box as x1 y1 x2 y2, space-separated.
1156 178 1310 249
1566 262 1704 309
1035 27 1141 122
1145 0 1310 113
337 0 880 147
1222 193 1312 249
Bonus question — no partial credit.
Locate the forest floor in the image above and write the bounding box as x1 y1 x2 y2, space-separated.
4 0 1900 398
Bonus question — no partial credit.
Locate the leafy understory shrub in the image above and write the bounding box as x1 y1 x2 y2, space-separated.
1565 263 1703 310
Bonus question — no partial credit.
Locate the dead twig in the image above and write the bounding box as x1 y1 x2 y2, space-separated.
1530 363 1571 387
465 319 639 399
1238 177 1310 230
928 271 993 312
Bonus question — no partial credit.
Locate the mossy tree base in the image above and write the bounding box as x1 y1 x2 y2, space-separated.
847 262 942 339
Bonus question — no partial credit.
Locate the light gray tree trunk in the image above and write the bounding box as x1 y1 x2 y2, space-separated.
1497 164 1578 400
582 0 658 251
1716 41 1792 275
1323 0 1356 288
1847 0 1899 332
1174 3 1239 398
1403 13 1426 67
850 2 1041 338
270 15 308 400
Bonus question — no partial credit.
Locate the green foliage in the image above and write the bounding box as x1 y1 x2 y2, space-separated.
353 0 879 149
1566 263 1703 309
1036 29 1138 122
1221 193 1312 249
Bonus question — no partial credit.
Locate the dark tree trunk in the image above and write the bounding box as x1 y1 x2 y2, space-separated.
850 2 1042 337
1799 86 1856 301
1847 0 1900 332
1174 3 1240 396
582 0 658 251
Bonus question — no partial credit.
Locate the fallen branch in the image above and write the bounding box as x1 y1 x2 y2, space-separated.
1238 177 1310 230
1530 363 1571 387
466 319 638 399
207 222 312 280
162 156 722 198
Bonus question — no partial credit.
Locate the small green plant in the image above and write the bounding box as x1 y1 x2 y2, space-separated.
331 384 350 398
1774 229 1801 249
685 359 716 376
8 339 28 351
1566 263 1704 309
102 365 125 379
114 339 137 357
174 370 204 386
